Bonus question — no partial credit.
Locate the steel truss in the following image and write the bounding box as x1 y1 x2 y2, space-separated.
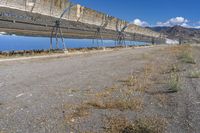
152 37 155 45
92 14 111 48
115 21 132 47
116 31 126 46
50 2 73 51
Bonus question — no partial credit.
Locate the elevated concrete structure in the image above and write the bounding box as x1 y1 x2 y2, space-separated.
0 0 166 43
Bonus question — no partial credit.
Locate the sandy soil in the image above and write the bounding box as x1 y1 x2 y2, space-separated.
0 45 200 133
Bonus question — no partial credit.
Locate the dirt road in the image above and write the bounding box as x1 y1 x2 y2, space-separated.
0 45 200 133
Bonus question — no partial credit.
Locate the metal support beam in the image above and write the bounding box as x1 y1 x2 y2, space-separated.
115 21 131 47
92 14 111 48
50 2 74 51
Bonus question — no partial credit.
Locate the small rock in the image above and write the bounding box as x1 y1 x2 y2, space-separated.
71 118 75 122
16 93 24 98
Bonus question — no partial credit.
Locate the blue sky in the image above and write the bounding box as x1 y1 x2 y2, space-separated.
71 0 200 28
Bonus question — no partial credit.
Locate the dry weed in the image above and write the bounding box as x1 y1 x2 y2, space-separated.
103 115 167 133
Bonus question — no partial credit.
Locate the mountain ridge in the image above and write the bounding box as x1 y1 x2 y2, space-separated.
147 26 200 43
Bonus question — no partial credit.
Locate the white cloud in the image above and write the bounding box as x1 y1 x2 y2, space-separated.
180 23 190 28
0 32 6 35
156 17 189 27
195 26 200 29
131 17 200 29
132 18 149 27
186 21 200 28
170 17 188 24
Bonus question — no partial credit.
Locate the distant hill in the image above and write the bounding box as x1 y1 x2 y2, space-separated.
147 26 200 43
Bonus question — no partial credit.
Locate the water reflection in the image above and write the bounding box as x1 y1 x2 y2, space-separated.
0 35 147 51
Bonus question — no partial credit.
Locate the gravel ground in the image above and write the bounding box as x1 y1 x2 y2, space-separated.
0 47 160 133
166 46 200 133
0 45 200 133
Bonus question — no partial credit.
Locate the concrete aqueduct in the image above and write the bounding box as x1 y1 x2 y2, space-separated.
0 0 166 48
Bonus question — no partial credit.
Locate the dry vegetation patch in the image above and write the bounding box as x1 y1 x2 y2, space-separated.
63 103 91 123
63 45 196 132
95 87 117 98
189 70 200 78
70 106 91 119
103 115 167 133
168 73 181 92
179 51 196 64
87 96 144 111
169 45 196 64
121 63 158 93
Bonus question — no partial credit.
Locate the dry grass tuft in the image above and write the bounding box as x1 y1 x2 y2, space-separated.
167 45 190 54
86 100 106 109
189 70 200 78
63 104 91 124
87 96 143 111
123 75 138 87
103 116 129 133
71 106 91 119
169 45 196 64
179 51 196 64
103 115 167 133
95 87 117 98
168 73 180 92
85 84 144 111
163 64 181 74
123 63 156 93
